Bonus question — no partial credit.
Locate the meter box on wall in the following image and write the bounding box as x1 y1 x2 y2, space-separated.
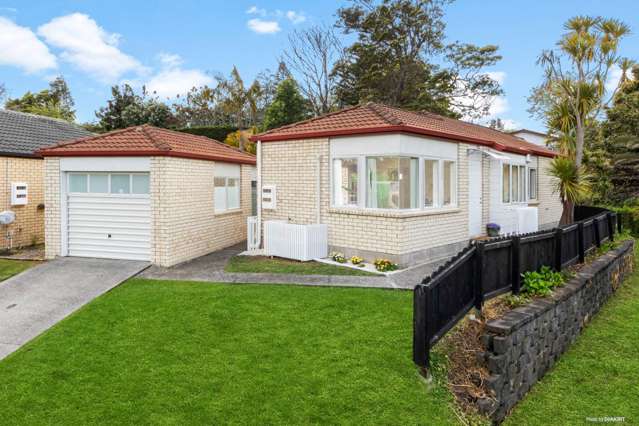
262 185 276 210
11 182 28 206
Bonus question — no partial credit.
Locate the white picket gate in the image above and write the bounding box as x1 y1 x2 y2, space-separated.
246 216 260 251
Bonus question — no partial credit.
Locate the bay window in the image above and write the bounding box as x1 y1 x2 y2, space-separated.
442 160 456 206
333 158 359 207
424 159 438 207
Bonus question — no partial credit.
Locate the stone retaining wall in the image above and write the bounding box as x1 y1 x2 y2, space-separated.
477 239 634 422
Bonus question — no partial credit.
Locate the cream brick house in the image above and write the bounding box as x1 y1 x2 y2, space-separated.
40 125 256 267
251 103 562 266
0 109 93 250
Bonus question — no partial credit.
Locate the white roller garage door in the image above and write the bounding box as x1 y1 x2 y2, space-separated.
66 172 151 261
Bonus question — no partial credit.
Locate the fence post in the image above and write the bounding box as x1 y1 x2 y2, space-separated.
412 285 429 370
607 212 615 242
511 236 521 294
617 212 623 234
593 217 601 248
474 242 485 311
577 221 585 263
554 227 563 271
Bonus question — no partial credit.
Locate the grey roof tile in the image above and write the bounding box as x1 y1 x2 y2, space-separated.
0 109 94 157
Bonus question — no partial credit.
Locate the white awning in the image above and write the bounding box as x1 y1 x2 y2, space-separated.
467 147 511 161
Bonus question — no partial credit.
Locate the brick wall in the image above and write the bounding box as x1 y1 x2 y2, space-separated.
151 157 254 267
44 157 61 258
478 240 634 421
261 139 471 264
537 156 563 228
0 156 45 250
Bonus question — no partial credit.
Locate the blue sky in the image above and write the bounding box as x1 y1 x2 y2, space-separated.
1 0 638 130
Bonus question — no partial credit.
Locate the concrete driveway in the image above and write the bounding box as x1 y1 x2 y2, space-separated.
0 257 149 360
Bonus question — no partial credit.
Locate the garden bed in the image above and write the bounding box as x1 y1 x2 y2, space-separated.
225 255 378 276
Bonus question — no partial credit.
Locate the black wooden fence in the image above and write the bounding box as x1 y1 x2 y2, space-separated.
413 208 620 369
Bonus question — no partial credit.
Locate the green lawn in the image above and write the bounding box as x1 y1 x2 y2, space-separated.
225 255 378 276
505 243 639 425
0 259 35 282
0 279 456 425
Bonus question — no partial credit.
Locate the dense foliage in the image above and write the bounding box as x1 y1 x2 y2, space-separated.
5 76 76 121
175 125 238 143
262 78 310 131
95 84 175 131
521 266 565 297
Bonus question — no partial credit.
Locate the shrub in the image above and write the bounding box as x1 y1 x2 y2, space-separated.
350 256 364 265
374 259 398 272
521 266 565 297
330 252 346 263
606 203 639 236
175 125 238 142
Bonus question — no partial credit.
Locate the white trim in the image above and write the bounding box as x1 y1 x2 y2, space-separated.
60 157 150 172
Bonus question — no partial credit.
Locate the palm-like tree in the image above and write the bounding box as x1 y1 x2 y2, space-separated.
549 157 592 225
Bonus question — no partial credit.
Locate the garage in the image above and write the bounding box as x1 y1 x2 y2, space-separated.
40 125 256 266
66 172 151 261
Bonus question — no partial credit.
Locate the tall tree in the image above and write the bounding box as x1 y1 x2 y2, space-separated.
262 78 310 131
534 16 633 168
95 84 174 131
0 83 6 103
283 25 342 115
601 66 639 202
332 0 502 119
5 76 76 121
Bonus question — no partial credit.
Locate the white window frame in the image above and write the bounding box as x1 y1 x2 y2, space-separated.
528 167 538 201
214 176 241 213
329 154 458 212
67 172 150 196
501 163 530 205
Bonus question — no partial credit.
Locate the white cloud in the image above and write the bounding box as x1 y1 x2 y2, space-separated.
488 96 509 117
500 119 521 131
246 6 266 16
605 64 623 93
247 18 280 34
0 17 57 73
286 10 306 24
145 53 213 99
37 13 145 82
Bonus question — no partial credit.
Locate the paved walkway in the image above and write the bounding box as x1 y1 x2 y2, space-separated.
0 257 149 360
140 243 445 290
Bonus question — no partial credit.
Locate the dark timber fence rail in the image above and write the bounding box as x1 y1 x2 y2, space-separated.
413 207 621 369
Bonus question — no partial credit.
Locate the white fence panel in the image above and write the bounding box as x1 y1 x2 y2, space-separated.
264 220 328 261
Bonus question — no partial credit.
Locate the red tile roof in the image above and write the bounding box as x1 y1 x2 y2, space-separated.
38 125 256 165
251 103 557 158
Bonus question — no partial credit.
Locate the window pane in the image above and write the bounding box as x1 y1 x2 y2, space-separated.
214 177 226 187
443 161 455 206
502 164 510 203
424 160 438 207
519 166 526 202
399 157 418 209
367 157 398 209
529 168 538 199
512 165 520 202
69 174 88 193
215 186 227 211
333 158 358 206
227 178 240 209
132 174 150 194
111 174 130 194
89 174 108 193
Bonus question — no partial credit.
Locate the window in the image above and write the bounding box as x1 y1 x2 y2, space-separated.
68 173 150 195
528 168 538 200
366 157 418 209
503 164 527 203
214 164 241 213
442 160 456 206
333 158 358 207
110 174 131 194
89 174 108 193
424 160 438 207
69 174 88 193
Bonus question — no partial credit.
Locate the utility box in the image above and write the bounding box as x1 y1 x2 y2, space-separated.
11 182 28 206
261 185 276 210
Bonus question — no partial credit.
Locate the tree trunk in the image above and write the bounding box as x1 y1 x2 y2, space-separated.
575 118 585 167
559 199 574 225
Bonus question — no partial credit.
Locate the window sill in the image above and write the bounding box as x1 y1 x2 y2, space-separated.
328 207 461 218
214 208 243 217
527 200 540 206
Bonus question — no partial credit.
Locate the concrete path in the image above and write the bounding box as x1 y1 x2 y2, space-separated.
0 257 149 360
140 242 442 290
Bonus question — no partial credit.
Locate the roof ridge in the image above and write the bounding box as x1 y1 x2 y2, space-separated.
255 104 365 138
365 102 405 125
0 108 87 129
156 126 255 157
139 125 172 151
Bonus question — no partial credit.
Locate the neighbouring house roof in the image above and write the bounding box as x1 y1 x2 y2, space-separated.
38 125 256 165
251 103 557 158
506 128 548 137
0 109 94 158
